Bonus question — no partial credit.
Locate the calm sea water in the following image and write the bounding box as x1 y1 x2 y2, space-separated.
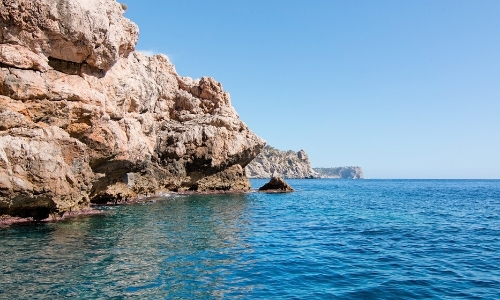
1 179 500 299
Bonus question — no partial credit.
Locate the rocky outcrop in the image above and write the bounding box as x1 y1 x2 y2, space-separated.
0 0 138 71
258 176 294 193
0 0 265 219
246 146 319 179
313 167 364 179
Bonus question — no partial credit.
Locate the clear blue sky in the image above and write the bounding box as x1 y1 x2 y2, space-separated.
123 0 499 179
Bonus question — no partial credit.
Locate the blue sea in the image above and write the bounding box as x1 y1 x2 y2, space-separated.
1 179 500 299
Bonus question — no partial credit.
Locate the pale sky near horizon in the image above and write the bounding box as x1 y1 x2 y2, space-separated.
123 0 499 179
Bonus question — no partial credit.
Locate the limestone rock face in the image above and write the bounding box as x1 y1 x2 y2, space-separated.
0 0 265 218
258 176 294 193
0 118 94 218
0 0 138 71
313 167 364 179
246 146 319 179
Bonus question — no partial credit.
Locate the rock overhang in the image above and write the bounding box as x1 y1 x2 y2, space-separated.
0 0 265 219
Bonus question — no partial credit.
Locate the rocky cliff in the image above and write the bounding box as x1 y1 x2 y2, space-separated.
246 146 319 179
313 167 364 179
0 0 265 219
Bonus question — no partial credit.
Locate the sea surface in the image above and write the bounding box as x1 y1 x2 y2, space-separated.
1 179 500 299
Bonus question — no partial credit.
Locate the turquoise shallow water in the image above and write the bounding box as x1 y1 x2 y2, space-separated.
1 179 500 299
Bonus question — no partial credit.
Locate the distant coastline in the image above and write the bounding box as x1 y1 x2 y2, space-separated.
313 167 364 179
246 146 364 179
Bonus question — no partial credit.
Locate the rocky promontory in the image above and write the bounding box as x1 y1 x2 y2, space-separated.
313 167 364 179
0 0 265 219
245 146 319 179
246 145 364 180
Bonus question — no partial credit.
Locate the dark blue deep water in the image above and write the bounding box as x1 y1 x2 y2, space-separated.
1 179 500 299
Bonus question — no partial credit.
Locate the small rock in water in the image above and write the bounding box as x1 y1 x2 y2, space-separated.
258 176 294 193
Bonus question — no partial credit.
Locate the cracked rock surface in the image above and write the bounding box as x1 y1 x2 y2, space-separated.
0 0 265 219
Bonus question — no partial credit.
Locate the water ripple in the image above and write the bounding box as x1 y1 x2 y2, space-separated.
1 180 500 298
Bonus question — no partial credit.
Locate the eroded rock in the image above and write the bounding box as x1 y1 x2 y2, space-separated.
0 0 138 71
0 0 265 219
258 176 294 193
0 124 93 218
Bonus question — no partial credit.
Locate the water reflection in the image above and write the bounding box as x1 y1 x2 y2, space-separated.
2 181 500 299
0 193 257 298
150 194 256 298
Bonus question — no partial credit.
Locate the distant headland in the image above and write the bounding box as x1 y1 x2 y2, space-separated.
313 167 364 179
246 146 364 179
